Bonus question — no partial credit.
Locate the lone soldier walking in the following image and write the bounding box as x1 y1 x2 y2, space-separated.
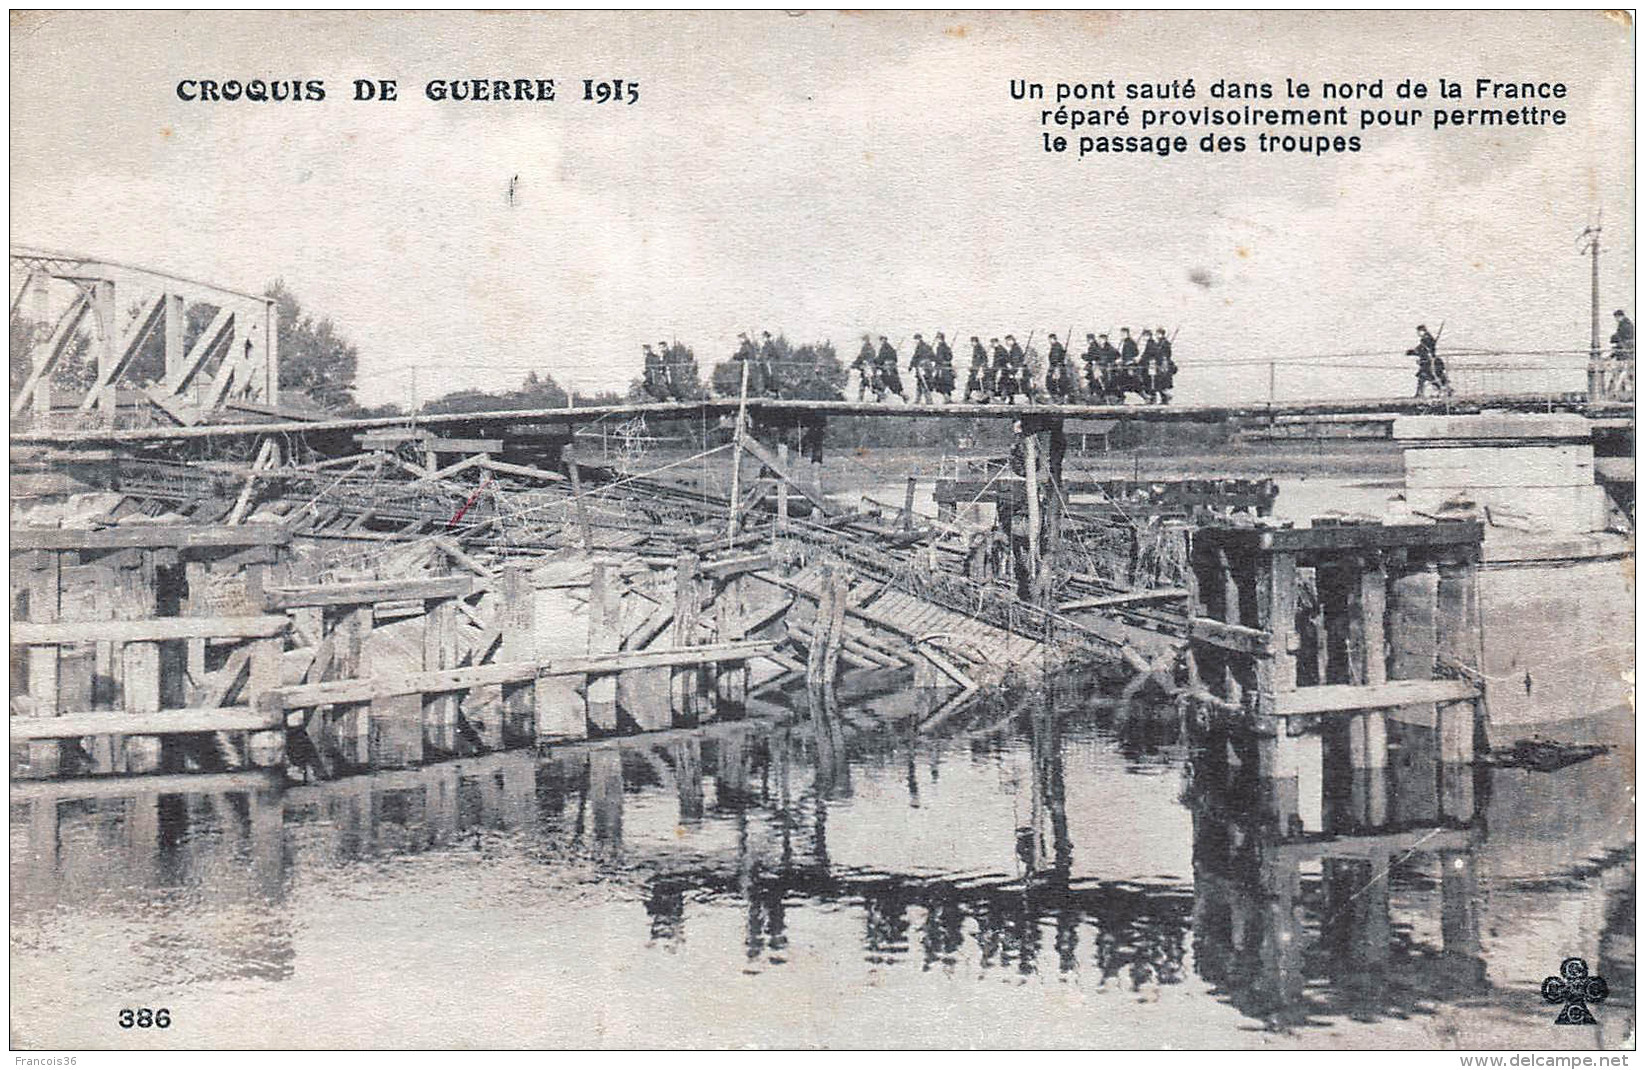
1409 323 1450 397
911 333 936 403
933 332 956 402
877 335 907 401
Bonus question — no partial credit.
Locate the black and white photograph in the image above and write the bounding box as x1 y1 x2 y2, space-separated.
6 9 1637 1051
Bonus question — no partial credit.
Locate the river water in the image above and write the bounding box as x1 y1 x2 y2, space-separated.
10 664 1634 1049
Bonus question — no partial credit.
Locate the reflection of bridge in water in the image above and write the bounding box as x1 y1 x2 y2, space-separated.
9 682 1635 1040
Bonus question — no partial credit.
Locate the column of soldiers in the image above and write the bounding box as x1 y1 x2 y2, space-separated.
956 328 1177 405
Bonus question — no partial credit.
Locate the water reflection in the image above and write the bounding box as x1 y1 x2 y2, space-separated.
9 677 1635 1048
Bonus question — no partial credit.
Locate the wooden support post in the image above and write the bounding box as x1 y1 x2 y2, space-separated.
562 445 594 552
1254 550 1297 717
726 361 749 541
245 636 287 767
423 598 460 754
1350 556 1390 769
776 443 790 532
1439 848 1484 982
164 292 186 386
336 605 374 765
497 565 535 747
1023 432 1041 580
671 552 702 723
902 474 917 531
119 551 163 774
91 279 117 417
1436 562 1481 766
184 561 210 684
1388 563 1440 733
714 574 748 712
23 551 62 777
586 563 621 731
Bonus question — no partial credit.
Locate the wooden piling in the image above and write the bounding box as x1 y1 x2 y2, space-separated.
563 445 594 552
1024 432 1041 580
671 552 702 723
714 574 748 712
23 551 62 777
1388 563 1440 737
1349 556 1390 769
336 604 375 765
1435 562 1480 765
776 443 790 532
423 598 461 754
586 562 621 731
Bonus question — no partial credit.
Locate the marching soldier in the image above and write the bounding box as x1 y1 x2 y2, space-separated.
911 333 936 403
1153 326 1176 404
989 337 1011 401
1044 332 1072 401
758 330 779 396
852 334 878 400
966 336 989 402
1081 333 1101 397
933 332 956 402
877 335 907 400
1117 328 1140 400
1409 323 1450 397
1612 309 1635 359
1140 329 1160 403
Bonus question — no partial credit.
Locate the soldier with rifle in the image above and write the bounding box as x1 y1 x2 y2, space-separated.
1044 332 1073 401
877 335 907 401
1116 328 1140 400
932 332 956 401
911 333 937 403
1409 322 1451 397
965 336 989 402
1153 325 1177 404
852 334 879 400
988 337 1010 400
757 330 779 397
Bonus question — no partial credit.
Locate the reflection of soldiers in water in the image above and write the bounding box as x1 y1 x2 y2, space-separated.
744 877 789 966
646 879 687 949
864 893 912 965
920 896 967 972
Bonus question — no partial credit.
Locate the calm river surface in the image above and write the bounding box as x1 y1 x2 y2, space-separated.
10 667 1633 1049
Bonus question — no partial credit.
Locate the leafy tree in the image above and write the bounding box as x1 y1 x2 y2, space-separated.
710 334 844 400
266 280 360 410
8 313 95 400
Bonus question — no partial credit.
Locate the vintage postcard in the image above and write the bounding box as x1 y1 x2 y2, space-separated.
7 9 1636 1052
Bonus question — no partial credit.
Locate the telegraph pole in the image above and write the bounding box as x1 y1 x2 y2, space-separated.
1578 220 1602 396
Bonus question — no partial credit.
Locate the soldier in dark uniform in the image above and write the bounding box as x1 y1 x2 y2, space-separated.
1092 333 1120 400
757 330 779 396
1409 323 1448 397
993 335 1019 403
910 333 936 403
933 332 956 401
988 337 1010 400
965 336 989 402
1044 332 1072 401
1612 309 1635 359
1006 335 1028 403
852 335 878 400
731 332 758 397
877 335 906 400
1153 326 1176 404
1117 328 1140 400
642 344 669 401
1140 329 1161 403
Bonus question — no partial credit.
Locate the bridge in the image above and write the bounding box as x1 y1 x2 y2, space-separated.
9 390 1635 447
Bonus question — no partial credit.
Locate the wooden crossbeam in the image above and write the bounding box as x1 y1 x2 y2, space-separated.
10 706 278 740
1275 678 1479 717
12 615 288 644
10 523 290 550
262 575 483 609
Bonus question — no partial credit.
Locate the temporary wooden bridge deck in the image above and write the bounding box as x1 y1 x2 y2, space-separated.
10 390 1633 446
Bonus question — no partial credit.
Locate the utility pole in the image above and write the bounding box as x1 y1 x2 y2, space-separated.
1579 220 1602 397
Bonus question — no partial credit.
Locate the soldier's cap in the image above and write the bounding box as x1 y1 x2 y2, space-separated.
1006 334 1016 341
879 335 888 341
1098 334 1108 340
642 343 653 350
914 333 922 339
1617 309 1628 317
761 331 771 338
1157 327 1167 334
1121 327 1131 333
1416 324 1426 331
935 332 944 338
971 335 980 341
1142 329 1153 335
990 337 1000 343
738 332 748 339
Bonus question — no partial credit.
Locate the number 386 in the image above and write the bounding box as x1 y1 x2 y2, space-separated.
118 1008 170 1028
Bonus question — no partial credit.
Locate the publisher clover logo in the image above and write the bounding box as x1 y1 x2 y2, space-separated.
1542 957 1608 1024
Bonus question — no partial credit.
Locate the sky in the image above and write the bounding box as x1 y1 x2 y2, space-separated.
10 10 1636 408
